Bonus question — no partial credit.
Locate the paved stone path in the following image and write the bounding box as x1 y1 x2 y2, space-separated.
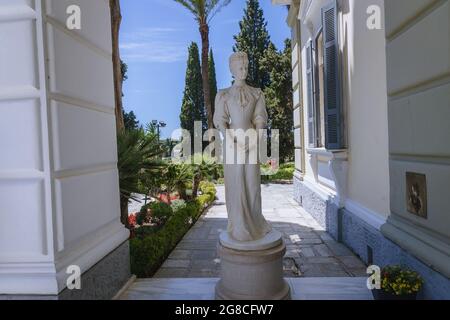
154 184 367 278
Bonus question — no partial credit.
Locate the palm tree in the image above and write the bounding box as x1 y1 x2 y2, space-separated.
173 164 193 201
117 128 165 228
163 164 193 202
174 0 231 130
190 154 221 198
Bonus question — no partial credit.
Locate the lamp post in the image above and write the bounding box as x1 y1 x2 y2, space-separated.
152 120 166 142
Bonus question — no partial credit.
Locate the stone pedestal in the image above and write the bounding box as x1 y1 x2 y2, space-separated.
215 230 291 300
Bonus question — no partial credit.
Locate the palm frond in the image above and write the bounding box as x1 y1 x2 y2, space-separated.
174 0 199 16
207 0 231 22
117 128 166 199
175 0 231 23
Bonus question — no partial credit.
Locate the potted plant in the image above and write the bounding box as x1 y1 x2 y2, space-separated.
372 265 423 300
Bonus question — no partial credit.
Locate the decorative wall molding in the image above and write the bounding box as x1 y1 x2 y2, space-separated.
302 174 336 202
0 86 40 101
287 0 301 27
0 169 45 180
382 215 450 278
299 0 313 22
328 153 348 208
344 199 387 230
54 221 129 292
49 93 115 116
0 262 58 295
306 149 348 207
0 4 36 23
45 15 112 60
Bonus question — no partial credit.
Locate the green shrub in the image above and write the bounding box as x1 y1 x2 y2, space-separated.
130 182 217 278
199 181 216 199
130 205 195 277
262 163 295 183
134 225 160 239
170 199 187 212
137 203 152 225
185 201 201 219
150 201 173 221
197 194 212 209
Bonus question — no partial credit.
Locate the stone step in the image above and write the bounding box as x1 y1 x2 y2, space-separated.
118 277 373 300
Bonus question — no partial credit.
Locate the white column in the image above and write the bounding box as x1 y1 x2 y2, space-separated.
0 0 128 295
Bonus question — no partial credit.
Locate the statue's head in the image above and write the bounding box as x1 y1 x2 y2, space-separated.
229 52 249 81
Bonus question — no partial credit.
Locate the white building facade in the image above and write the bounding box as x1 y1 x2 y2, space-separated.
0 0 130 298
274 0 450 299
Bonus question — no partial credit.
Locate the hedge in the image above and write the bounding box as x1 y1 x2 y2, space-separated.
262 163 295 183
130 186 215 278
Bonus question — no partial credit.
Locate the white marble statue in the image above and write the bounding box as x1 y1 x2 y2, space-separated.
213 52 272 242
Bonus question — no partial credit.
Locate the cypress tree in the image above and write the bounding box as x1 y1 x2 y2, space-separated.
260 39 294 162
180 43 207 142
208 49 218 119
123 110 140 131
233 0 271 89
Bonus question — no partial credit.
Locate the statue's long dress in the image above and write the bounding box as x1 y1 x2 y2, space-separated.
214 85 272 242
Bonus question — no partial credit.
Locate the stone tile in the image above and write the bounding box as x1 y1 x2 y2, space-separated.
305 257 340 264
300 263 349 277
192 250 217 260
184 228 211 240
283 257 302 277
191 259 220 269
325 241 354 256
317 231 335 241
298 247 316 258
296 238 323 245
153 268 189 278
188 269 220 277
284 230 318 238
285 248 301 258
348 268 369 277
161 259 190 269
299 264 330 277
313 244 333 257
337 256 367 269
177 241 217 250
168 250 191 260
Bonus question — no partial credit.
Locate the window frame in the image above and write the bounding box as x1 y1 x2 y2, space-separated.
306 0 345 151
313 26 324 149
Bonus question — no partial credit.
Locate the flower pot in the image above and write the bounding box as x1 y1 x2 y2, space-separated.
372 289 418 301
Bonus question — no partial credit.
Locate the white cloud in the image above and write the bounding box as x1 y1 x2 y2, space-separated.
120 27 187 63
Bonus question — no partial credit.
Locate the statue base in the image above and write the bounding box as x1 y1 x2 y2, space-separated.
215 230 291 300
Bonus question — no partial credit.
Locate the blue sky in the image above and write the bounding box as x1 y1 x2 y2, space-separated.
120 0 290 138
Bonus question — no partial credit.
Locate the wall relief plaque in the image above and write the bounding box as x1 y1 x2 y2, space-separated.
406 172 427 219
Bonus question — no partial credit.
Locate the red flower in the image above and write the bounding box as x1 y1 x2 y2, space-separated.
128 213 137 227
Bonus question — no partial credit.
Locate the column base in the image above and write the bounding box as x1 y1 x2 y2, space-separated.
215 231 291 300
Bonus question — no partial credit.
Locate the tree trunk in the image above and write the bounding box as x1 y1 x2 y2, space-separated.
192 175 202 199
120 194 130 229
110 0 125 133
200 23 213 130
177 185 188 201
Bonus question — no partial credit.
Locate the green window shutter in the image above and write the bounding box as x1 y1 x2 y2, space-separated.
306 40 316 148
322 0 343 150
